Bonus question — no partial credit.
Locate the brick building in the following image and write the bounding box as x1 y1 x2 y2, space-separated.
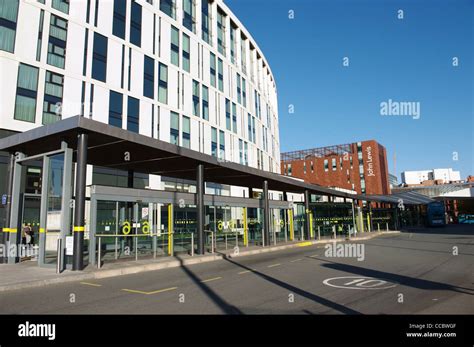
281 140 391 195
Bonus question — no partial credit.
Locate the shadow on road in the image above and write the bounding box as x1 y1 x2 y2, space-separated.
175 256 242 314
221 255 361 314
311 258 474 296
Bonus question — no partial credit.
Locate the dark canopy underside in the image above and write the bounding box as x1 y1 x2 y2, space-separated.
0 116 416 203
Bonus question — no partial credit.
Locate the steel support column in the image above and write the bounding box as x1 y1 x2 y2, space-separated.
351 199 357 236
1 154 15 264
368 202 373 232
73 133 88 271
59 146 73 270
38 156 50 265
8 152 24 264
196 164 205 254
304 190 311 240
262 180 270 246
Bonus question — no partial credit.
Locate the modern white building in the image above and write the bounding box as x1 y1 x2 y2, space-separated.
0 0 280 196
401 168 461 185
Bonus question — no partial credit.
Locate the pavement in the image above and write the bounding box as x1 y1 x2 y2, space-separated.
0 231 392 292
0 225 472 314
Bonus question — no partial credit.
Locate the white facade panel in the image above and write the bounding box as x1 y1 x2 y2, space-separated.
139 100 152 138
65 22 85 77
130 49 144 97
91 85 109 124
15 3 39 63
159 107 171 143
62 76 82 119
107 39 122 91
97 0 113 37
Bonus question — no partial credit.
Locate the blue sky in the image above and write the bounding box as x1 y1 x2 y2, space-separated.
226 0 473 181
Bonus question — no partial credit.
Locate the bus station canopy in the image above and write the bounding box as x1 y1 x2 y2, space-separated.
0 115 419 205
363 191 434 205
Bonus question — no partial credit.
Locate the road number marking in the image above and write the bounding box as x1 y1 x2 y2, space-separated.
323 276 397 290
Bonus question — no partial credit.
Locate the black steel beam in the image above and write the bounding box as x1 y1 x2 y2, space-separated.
0 154 15 264
263 180 270 246
304 190 311 240
73 133 88 271
196 164 205 254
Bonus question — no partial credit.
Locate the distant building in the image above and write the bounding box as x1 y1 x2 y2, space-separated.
401 168 461 185
388 173 399 189
281 140 391 195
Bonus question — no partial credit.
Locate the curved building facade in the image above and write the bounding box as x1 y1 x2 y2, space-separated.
0 0 280 180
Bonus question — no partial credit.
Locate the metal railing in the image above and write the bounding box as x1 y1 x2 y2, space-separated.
95 232 178 269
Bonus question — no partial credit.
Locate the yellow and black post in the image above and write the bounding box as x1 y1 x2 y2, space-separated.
196 164 205 254
304 190 311 240
262 180 270 246
243 207 248 247
73 133 88 271
1 154 15 264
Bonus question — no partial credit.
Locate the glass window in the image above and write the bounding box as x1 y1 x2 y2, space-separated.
201 0 211 44
109 90 123 128
192 80 199 117
230 23 236 64
254 91 260 119
242 78 246 107
247 114 252 142
127 96 139 133
182 33 190 72
244 142 248 165
232 102 237 134
92 32 107 82
144 55 154 98
43 70 64 125
182 115 190 148
113 0 126 39
332 158 337 171
52 0 69 14
252 118 256 145
36 10 44 61
225 99 231 131
240 34 247 74
160 0 176 20
217 8 226 56
158 63 168 104
171 25 179 67
288 164 292 176
0 0 19 52
324 159 329 172
202 85 209 120
239 140 243 164
217 58 224 92
236 73 241 104
211 127 217 157
209 52 216 87
130 1 142 47
219 130 225 159
182 0 194 33
14 63 39 123
170 111 179 145
47 14 68 69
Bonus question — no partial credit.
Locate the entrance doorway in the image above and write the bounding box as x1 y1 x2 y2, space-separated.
19 193 41 261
